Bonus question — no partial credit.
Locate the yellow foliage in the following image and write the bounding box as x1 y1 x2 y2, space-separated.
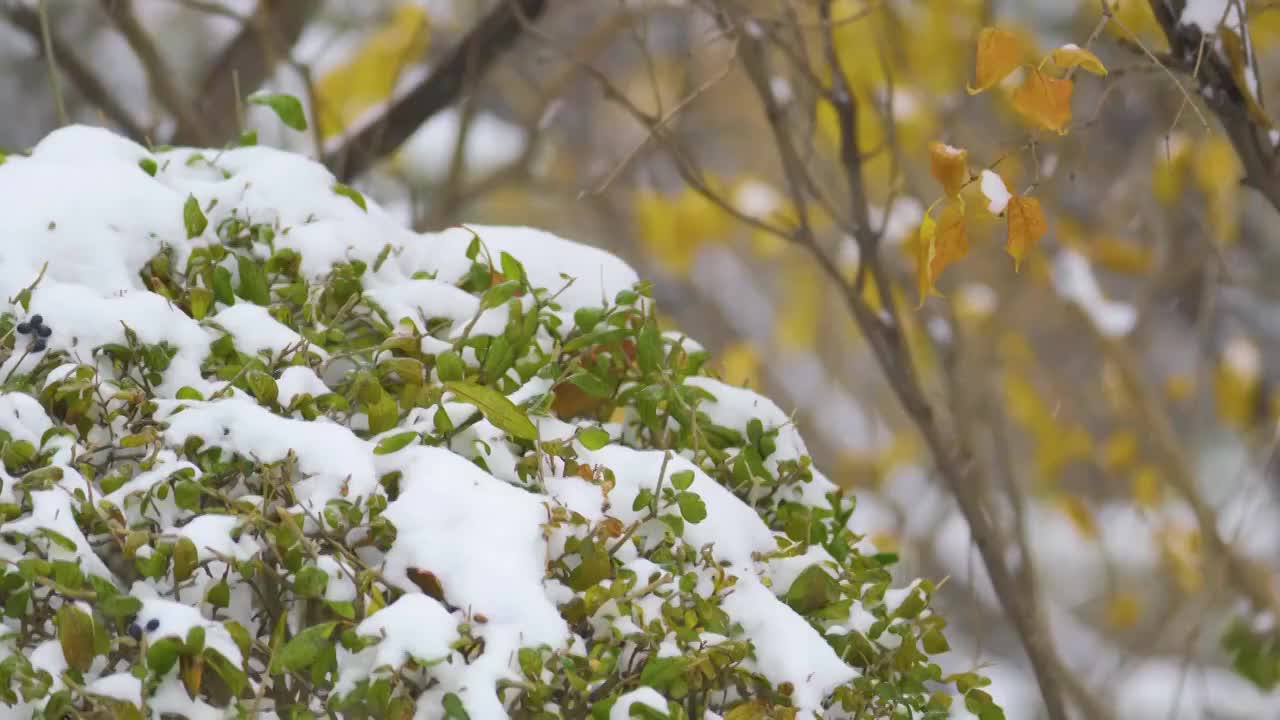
634 186 732 276
1164 373 1197 403
969 27 1027 94
1088 234 1154 274
1046 45 1108 76
1012 68 1074 133
1152 133 1193 204
916 200 969 304
1102 0 1167 51
314 5 431 139
1005 374 1093 486
1192 136 1243 244
1101 429 1138 472
718 342 762 389
1156 524 1203 594
1130 464 1163 508
1214 337 1263 431
774 259 823 350
1054 494 1099 537
1103 591 1143 629
1005 195 1048 270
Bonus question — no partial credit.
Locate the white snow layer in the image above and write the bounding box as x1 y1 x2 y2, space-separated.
0 125 882 717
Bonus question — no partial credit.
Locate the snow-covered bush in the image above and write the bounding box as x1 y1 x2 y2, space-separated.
0 126 991 719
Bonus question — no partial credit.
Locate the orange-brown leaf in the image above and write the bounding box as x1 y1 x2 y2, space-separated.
928 142 969 197
1012 68 1073 133
916 202 968 304
1006 195 1047 269
1046 44 1107 76
969 27 1025 94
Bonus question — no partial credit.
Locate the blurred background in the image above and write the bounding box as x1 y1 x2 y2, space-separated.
6 0 1280 717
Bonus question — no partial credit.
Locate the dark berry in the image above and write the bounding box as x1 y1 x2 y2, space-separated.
15 323 30 335
127 622 142 640
30 340 46 353
36 325 51 338
146 618 159 632
29 315 42 327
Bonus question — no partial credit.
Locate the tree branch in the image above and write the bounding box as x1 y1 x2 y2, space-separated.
173 0 320 145
1 3 147 141
98 0 208 144
322 0 550 182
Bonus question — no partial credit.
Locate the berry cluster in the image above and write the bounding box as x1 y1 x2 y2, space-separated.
16 314 51 352
125 617 160 641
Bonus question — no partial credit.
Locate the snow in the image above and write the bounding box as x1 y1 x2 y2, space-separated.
980 170 1011 215
610 687 670 719
397 106 527 186
1052 249 1137 336
0 124 888 717
355 593 458 670
1179 0 1231 33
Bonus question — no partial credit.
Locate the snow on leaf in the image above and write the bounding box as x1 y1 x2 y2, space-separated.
928 142 969 197
980 169 1012 215
1047 44 1108 76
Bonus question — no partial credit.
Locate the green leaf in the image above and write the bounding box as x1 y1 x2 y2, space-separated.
204 647 246 697
374 431 419 455
921 628 950 654
274 622 338 673
248 92 308 131
139 158 158 176
183 194 207 239
632 488 654 513
185 625 206 655
499 252 525 283
783 565 842 615
55 605 95 673
436 351 466 383
567 538 612 591
173 537 198 584
517 647 542 678
188 286 214 320
670 469 694 491
366 394 399 435
294 566 329 598
99 594 142 619
637 320 661 374
332 183 368 212
147 637 184 676
212 266 236 306
442 693 471 720
246 369 278 405
235 255 270 305
446 381 537 441
480 281 520 311
675 491 706 524
237 129 258 147
569 371 612 399
639 655 688 691
576 426 610 451
205 579 230 609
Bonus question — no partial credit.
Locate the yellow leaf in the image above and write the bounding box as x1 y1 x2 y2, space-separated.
1013 72 1073 133
1005 195 1047 270
1221 28 1273 129
1047 44 1108 76
775 259 823 350
1215 337 1263 430
1101 429 1138 472
1131 464 1163 508
1012 68 1073 133
915 212 938 306
1156 525 1203 594
1088 235 1153 274
314 5 431 139
718 342 761 389
1053 494 1098 538
969 27 1026 94
1164 374 1196 402
1104 591 1142 629
928 142 970 197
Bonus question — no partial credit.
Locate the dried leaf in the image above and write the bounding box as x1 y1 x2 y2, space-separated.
915 212 938 306
1005 195 1047 269
969 27 1025 94
1012 68 1073 133
1047 44 1107 75
915 201 969 304
928 142 969 197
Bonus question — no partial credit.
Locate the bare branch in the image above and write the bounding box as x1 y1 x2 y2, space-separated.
323 0 550 182
1 3 147 141
173 0 320 145
98 0 208 144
